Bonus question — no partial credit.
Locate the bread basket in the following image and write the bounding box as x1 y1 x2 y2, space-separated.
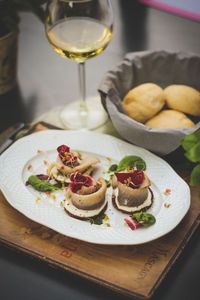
99 50 200 155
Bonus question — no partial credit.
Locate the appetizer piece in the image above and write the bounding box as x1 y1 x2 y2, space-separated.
64 172 107 220
48 145 100 184
112 169 153 213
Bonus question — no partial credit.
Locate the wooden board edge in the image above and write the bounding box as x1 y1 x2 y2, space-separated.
23 121 63 136
1 215 199 300
147 214 200 298
0 237 146 300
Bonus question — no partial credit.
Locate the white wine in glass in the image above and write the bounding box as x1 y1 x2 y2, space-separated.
45 0 114 129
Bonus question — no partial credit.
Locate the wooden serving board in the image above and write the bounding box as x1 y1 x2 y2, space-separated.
0 122 199 299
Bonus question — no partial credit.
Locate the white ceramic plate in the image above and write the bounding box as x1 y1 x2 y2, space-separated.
0 130 190 245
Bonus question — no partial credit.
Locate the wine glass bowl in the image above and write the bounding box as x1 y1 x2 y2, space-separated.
45 0 114 129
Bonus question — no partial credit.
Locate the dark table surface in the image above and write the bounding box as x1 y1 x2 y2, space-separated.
0 1 200 299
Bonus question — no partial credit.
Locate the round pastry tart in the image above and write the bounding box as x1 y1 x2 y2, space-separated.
112 169 153 213
64 172 107 220
47 145 100 184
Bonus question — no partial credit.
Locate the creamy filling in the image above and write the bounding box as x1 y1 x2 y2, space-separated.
64 195 107 218
114 188 152 213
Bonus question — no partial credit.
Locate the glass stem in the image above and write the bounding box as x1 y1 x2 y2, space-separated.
78 62 88 127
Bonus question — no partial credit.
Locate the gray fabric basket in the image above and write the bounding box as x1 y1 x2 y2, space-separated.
99 50 200 156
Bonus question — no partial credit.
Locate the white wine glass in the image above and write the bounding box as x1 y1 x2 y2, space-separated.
45 0 114 129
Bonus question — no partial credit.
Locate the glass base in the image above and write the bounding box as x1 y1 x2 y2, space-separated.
60 96 108 130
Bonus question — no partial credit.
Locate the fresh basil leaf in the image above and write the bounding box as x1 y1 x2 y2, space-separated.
89 212 106 225
180 130 200 152
132 212 156 227
190 164 200 186
108 164 118 173
53 182 63 189
28 175 63 192
184 142 200 163
117 156 146 171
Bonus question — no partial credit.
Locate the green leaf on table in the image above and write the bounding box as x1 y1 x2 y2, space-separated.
117 156 146 171
180 130 200 152
190 164 200 186
28 175 63 192
184 142 200 163
180 130 200 188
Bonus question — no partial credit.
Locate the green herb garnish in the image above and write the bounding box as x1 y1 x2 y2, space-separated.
89 212 106 225
105 155 146 186
117 156 146 171
28 175 63 192
180 130 200 188
108 164 118 173
132 212 156 227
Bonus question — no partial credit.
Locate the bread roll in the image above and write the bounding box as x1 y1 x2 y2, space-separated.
164 85 200 116
145 110 195 129
122 83 165 123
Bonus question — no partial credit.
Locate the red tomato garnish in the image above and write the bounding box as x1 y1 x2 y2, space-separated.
164 188 171 195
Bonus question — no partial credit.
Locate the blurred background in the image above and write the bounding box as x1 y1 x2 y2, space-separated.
0 0 200 133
